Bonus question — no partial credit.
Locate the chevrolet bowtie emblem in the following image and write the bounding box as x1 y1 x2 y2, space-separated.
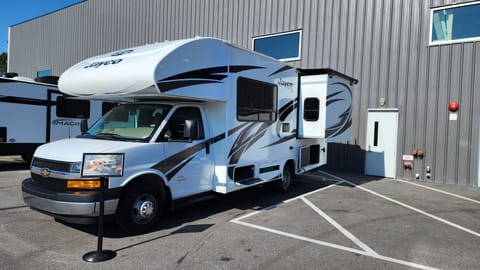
40 169 50 177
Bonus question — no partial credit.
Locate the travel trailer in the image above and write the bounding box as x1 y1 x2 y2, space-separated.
0 74 109 162
22 37 356 234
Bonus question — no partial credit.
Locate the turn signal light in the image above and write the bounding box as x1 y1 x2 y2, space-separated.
67 180 101 189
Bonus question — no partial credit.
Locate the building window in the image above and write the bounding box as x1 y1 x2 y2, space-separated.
430 2 480 45
237 77 277 122
36 69 52 77
252 30 302 61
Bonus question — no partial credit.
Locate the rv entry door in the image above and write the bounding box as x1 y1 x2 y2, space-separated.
298 75 327 138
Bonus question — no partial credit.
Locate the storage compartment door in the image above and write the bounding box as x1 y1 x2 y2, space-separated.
298 75 327 138
299 142 327 171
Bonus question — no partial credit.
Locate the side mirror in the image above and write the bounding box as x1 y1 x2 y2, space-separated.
183 120 198 140
80 118 88 134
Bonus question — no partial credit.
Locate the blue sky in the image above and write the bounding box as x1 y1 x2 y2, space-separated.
0 0 83 53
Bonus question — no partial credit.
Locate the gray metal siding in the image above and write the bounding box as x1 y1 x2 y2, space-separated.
8 0 480 186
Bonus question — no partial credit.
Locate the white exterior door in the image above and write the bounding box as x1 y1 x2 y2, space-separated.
298 74 327 138
365 109 398 178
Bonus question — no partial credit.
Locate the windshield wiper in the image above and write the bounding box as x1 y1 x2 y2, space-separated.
95 132 145 142
96 132 121 137
94 132 127 141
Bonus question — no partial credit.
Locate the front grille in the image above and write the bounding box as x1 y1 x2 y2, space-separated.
31 173 66 191
32 157 72 172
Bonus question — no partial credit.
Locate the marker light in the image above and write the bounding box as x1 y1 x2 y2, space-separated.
67 180 101 189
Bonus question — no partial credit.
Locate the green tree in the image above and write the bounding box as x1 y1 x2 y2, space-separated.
0 53 7 72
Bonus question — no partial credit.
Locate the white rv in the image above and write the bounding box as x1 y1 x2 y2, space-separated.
22 38 356 234
0 75 110 162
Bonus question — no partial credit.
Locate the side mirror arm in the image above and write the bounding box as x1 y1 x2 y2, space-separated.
80 119 88 134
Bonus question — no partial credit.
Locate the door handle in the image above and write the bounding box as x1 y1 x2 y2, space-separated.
175 175 186 181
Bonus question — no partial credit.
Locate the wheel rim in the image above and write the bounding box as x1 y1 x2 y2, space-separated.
131 194 157 225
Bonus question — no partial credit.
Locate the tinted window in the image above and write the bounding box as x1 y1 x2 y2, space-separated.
253 30 301 61
431 3 480 44
56 96 90 118
237 77 277 122
304 98 319 121
159 107 204 142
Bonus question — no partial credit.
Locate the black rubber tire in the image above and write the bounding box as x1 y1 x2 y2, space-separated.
275 164 294 193
21 153 33 164
116 184 164 235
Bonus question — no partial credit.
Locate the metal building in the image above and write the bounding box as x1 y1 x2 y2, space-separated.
7 0 480 186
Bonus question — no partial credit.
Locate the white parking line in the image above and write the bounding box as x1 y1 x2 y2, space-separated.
395 179 480 204
300 197 379 256
231 181 342 223
231 218 368 255
231 218 439 270
318 171 480 238
284 179 343 203
230 177 440 270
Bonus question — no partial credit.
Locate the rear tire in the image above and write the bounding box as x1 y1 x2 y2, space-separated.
275 164 294 193
116 184 164 235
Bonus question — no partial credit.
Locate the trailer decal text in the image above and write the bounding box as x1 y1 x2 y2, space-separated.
84 59 123 69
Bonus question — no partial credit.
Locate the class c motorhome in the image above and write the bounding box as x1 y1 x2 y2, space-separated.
0 74 108 162
22 37 357 234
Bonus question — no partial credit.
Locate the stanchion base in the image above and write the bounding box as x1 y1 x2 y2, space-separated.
82 250 117 263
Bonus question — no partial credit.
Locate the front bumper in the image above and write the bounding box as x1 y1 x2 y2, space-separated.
22 178 121 224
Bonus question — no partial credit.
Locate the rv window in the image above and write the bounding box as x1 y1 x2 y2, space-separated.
303 98 319 121
56 96 90 119
159 107 204 142
237 77 277 122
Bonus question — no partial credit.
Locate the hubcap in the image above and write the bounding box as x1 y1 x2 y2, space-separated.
140 201 155 218
132 194 156 224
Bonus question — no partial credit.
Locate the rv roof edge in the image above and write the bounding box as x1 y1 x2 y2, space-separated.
58 37 237 101
298 68 358 85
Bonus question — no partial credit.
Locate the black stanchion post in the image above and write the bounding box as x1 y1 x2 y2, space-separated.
82 177 117 263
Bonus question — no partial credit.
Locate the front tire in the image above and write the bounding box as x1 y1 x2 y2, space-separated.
21 153 33 164
116 184 163 235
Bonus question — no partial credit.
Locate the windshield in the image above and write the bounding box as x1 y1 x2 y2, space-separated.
82 104 171 142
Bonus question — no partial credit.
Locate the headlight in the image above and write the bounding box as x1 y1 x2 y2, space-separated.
70 162 82 173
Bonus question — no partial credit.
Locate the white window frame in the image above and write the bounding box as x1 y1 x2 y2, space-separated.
252 30 302 61
429 1 480 46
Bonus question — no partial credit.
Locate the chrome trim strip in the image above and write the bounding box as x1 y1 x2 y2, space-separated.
22 192 118 216
31 167 80 179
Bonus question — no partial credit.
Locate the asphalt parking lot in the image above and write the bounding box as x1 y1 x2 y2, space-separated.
1 156 479 269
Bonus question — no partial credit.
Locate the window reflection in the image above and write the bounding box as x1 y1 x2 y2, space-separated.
431 3 480 44
253 30 301 61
